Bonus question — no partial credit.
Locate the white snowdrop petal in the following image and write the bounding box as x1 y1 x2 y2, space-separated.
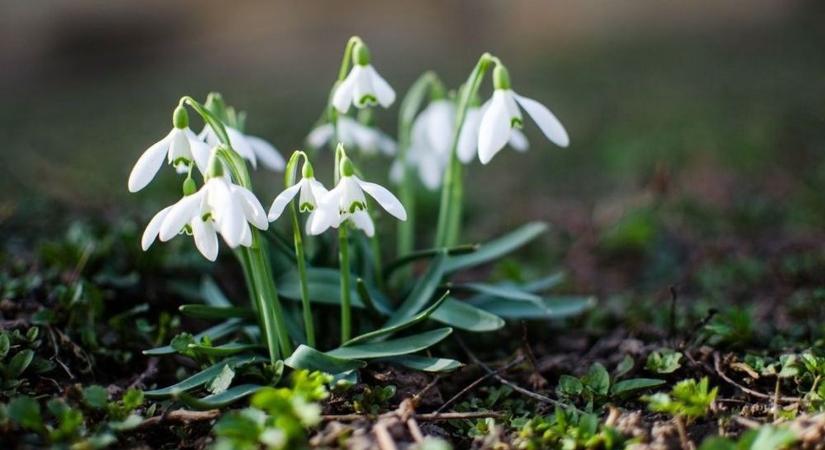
167 129 191 163
308 178 329 199
307 124 334 149
210 179 246 248
477 91 512 165
308 185 343 235
457 108 482 164
246 135 285 171
226 127 257 168
350 210 375 237
417 152 444 191
128 131 173 192
192 217 219 261
268 182 302 221
159 193 202 241
354 177 407 221
427 101 455 155
332 70 357 113
388 160 404 185
513 92 569 148
509 129 530 152
365 65 396 108
238 222 252 247
234 186 269 230
378 135 397 156
352 66 374 108
141 206 173 250
185 128 212 175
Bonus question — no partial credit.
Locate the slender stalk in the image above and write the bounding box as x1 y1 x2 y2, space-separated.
289 206 314 347
182 96 292 361
339 225 352 343
434 54 495 247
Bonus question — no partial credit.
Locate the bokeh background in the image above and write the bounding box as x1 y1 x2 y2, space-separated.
2 0 825 286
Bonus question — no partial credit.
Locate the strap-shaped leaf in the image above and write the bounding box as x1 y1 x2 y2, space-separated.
143 319 244 356
278 268 363 307
144 354 267 398
443 222 548 273
384 252 447 327
177 384 265 410
471 295 596 320
179 305 255 320
451 283 544 303
611 378 666 396
326 328 452 360
522 271 566 293
344 292 449 346
284 345 366 373
430 298 505 331
384 355 463 372
384 244 478 280
187 342 263 357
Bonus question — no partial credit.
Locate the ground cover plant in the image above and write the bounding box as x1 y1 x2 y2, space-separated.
2 15 825 450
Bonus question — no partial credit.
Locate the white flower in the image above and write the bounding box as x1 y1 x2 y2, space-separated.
200 126 285 172
332 64 395 113
477 88 568 164
128 127 211 192
457 106 528 164
141 177 268 261
268 174 329 234
307 116 396 156
309 172 406 237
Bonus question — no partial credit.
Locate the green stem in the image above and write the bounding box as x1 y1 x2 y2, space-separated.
182 95 292 361
434 54 495 248
339 225 352 344
289 206 315 347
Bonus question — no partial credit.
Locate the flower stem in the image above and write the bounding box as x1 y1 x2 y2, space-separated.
339 225 352 344
434 55 494 248
289 205 315 347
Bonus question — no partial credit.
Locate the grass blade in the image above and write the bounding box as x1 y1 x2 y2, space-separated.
179 305 255 320
284 344 366 373
143 318 244 356
144 354 267 398
177 384 265 410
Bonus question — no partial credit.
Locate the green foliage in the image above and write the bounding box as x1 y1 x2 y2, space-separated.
512 407 629 450
645 349 683 374
352 385 396 414
0 328 55 394
644 378 717 422
556 362 664 409
701 308 755 348
699 425 796 450
211 370 332 450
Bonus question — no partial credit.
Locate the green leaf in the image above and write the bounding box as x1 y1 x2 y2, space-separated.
284 345 366 373
83 385 109 409
207 365 235 395
8 396 42 431
178 384 265 410
0 334 9 359
583 363 610 396
472 296 595 320
452 283 544 303
385 355 463 372
430 298 505 332
383 244 478 280
557 375 584 396
615 355 635 379
109 414 144 431
443 222 548 273
7 349 34 377
646 349 683 374
201 277 231 307
327 328 453 360
144 354 267 398
344 292 449 346
278 268 363 307
522 272 566 293
747 425 797 450
611 378 666 396
179 305 255 320
187 342 263 357
384 253 447 327
143 318 244 355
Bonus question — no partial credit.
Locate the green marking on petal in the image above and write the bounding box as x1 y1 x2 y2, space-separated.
511 117 523 129
299 202 315 213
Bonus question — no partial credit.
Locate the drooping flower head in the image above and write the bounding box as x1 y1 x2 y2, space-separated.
198 93 285 172
307 116 396 157
309 150 406 237
477 64 569 164
268 157 329 233
141 149 268 261
128 105 211 192
332 40 396 114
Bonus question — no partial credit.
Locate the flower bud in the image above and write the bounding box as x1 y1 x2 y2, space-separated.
182 177 197 196
173 106 189 129
353 41 371 66
493 64 511 90
302 160 314 179
340 157 355 177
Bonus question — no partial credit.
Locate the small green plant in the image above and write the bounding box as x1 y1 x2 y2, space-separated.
211 370 332 450
0 328 55 394
352 384 396 414
645 349 683 374
698 425 796 450
556 361 664 409
512 407 629 450
644 378 717 422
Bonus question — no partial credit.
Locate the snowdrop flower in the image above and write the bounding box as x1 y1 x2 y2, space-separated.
332 41 395 113
477 65 569 165
200 125 285 172
391 99 454 190
128 106 211 192
457 106 528 164
309 157 406 237
141 172 268 261
307 116 396 156
268 160 329 233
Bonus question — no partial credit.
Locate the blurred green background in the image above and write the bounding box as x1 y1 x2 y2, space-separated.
1 0 824 246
